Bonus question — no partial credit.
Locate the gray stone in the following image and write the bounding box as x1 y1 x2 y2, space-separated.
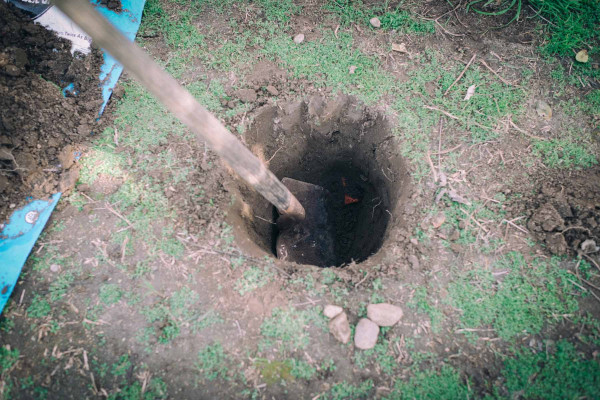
329 312 351 344
367 303 403 327
293 33 305 44
354 318 379 349
323 304 343 319
369 17 381 28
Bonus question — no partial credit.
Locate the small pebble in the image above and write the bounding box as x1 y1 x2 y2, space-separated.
323 304 343 319
370 17 381 28
348 65 357 74
293 33 305 44
50 264 61 273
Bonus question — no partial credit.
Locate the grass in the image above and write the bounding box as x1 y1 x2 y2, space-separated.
26 295 51 318
408 287 444 333
140 286 222 345
324 0 434 34
387 364 471 400
263 30 395 104
235 265 273 296
448 252 584 340
353 339 398 375
500 340 600 399
196 342 229 381
259 307 326 352
322 379 374 400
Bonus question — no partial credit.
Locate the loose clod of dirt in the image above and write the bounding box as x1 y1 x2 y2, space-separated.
517 167 600 255
232 95 410 267
0 2 106 224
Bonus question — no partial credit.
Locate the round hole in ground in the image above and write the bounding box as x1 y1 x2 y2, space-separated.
231 95 409 268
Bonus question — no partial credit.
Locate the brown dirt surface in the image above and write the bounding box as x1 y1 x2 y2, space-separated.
1 0 599 399
0 1 107 224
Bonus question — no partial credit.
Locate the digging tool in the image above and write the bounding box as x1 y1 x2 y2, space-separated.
53 0 335 267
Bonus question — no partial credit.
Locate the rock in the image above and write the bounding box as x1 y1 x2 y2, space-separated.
432 212 446 228
367 303 403 327
391 42 408 53
293 33 305 44
77 183 90 193
449 228 460 241
369 17 381 28
348 65 357 74
329 312 351 344
4 65 20 77
354 318 379 349
408 254 420 270
535 100 552 120
235 89 257 103
50 264 61 273
323 304 343 319
265 85 279 96
227 100 237 109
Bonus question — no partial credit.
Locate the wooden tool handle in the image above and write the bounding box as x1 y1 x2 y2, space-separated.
52 0 304 220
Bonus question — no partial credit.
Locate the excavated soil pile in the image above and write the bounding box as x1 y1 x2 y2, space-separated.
234 95 410 267
522 167 600 255
0 2 105 224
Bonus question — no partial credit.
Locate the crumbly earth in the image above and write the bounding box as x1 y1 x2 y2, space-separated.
1 0 599 399
0 1 108 224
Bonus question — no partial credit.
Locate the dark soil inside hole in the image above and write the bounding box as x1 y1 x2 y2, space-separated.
233 95 410 267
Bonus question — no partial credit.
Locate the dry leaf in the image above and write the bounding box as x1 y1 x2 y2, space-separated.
392 43 408 53
463 85 476 101
575 49 589 63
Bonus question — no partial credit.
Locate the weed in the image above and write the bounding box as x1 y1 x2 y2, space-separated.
322 379 374 400
99 284 123 305
111 354 132 377
532 138 597 168
108 377 168 400
500 340 600 399
263 31 394 103
353 340 397 375
196 343 229 381
408 287 444 333
386 364 471 399
259 307 326 352
27 295 51 318
49 271 75 302
0 346 19 373
235 265 272 296
289 359 316 380
256 0 301 23
448 252 584 340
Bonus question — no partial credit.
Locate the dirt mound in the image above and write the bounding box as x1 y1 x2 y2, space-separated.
0 2 106 224
520 167 600 255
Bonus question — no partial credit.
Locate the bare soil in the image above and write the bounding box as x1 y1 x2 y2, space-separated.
1 0 599 399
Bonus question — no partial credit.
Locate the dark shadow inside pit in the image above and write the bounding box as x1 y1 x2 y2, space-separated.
233 95 409 267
